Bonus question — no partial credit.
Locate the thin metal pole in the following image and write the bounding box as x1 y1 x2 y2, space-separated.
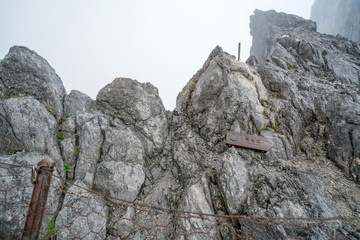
238 42 241 61
22 159 56 240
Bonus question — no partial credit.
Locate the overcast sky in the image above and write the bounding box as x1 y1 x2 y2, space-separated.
0 0 314 110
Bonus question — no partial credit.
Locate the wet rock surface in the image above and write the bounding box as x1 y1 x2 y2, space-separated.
1 9 360 239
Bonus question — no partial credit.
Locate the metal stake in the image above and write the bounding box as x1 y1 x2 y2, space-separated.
22 159 56 240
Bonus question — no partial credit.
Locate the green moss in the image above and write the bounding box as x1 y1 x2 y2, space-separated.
73 145 80 158
57 130 64 142
189 83 196 92
46 105 57 116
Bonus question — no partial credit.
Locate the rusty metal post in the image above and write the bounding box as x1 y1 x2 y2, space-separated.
238 42 241 61
22 159 56 240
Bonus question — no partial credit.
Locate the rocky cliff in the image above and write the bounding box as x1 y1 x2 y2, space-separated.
311 0 360 43
1 9 360 240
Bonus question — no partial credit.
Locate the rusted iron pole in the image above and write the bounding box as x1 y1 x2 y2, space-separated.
238 42 241 61
22 159 56 240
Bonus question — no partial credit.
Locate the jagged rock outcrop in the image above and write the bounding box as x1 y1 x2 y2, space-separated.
249 9 360 181
1 9 360 239
96 77 168 155
311 0 360 43
0 46 66 119
63 89 95 116
0 97 63 170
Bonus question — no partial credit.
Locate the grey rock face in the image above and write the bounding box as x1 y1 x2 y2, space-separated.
250 9 317 59
63 90 95 116
0 46 66 118
96 78 168 154
177 175 218 240
311 0 360 43
176 46 268 146
218 148 250 215
55 180 108 240
94 161 145 202
0 97 62 169
250 9 360 180
75 113 105 186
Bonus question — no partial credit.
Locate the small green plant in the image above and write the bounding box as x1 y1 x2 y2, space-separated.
61 116 68 121
260 99 270 105
216 192 228 213
63 185 69 193
257 128 265 135
272 125 281 133
3 94 10 99
63 161 71 174
109 214 114 220
189 83 196 92
137 193 142 201
73 145 80 158
46 218 57 239
109 225 115 235
175 199 180 210
295 151 299 155
263 111 269 119
212 172 217 183
258 179 263 184
308 168 313 173
299 145 305 151
57 130 64 142
46 105 57 116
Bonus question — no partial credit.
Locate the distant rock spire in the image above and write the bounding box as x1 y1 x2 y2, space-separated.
311 0 360 42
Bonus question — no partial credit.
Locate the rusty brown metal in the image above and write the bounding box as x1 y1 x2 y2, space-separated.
226 131 273 152
22 159 56 240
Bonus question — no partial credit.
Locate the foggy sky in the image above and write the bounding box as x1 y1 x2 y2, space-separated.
0 0 314 110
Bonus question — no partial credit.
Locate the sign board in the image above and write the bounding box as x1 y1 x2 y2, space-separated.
225 131 273 152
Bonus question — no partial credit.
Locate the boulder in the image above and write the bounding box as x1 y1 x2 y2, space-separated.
96 78 168 154
63 90 95 116
0 46 66 118
0 97 62 169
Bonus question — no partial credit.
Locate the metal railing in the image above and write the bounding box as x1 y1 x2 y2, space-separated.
0 160 359 239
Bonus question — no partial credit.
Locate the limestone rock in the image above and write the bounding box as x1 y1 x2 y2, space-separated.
0 97 62 169
63 90 95 116
55 180 108 240
0 46 66 118
249 9 360 179
96 78 168 154
177 175 219 240
176 46 267 146
94 161 145 202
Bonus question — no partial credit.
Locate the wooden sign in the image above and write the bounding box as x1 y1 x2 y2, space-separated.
225 131 273 152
